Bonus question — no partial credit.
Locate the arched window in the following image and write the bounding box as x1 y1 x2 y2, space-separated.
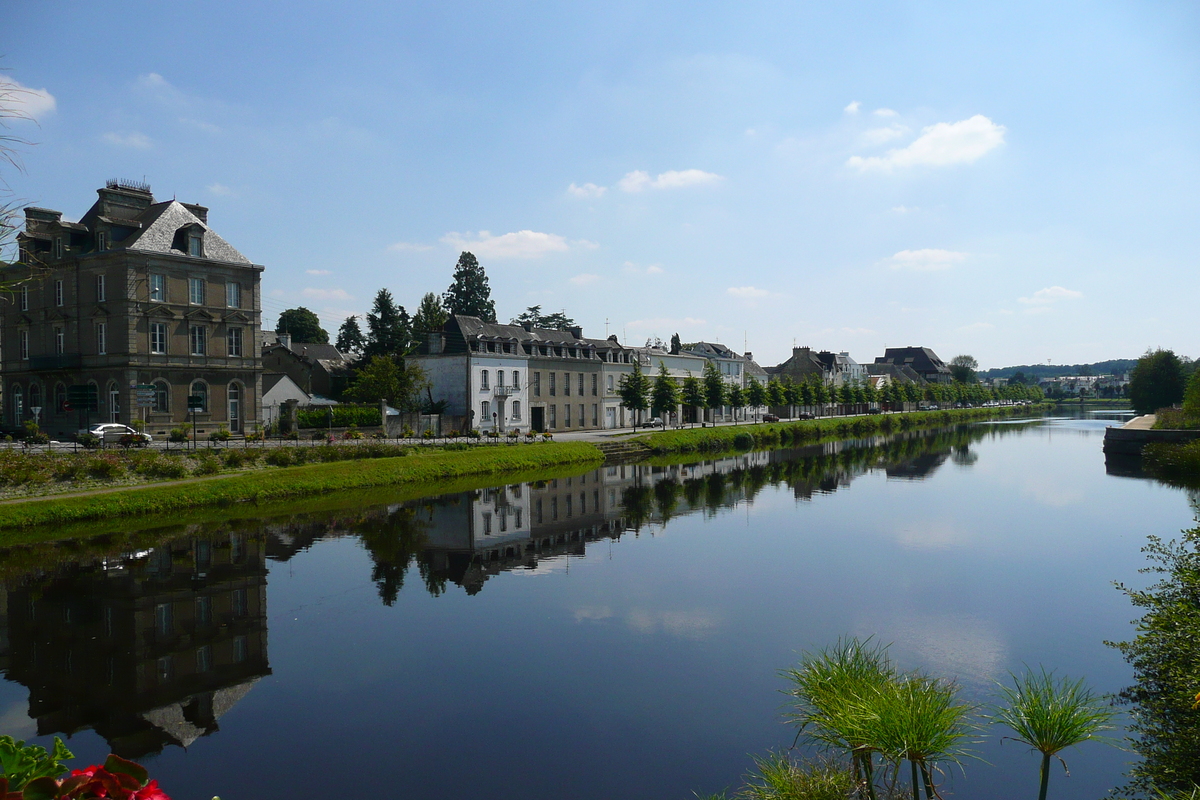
153 380 170 414
54 383 67 414
228 383 242 432
480 370 489 390
29 383 42 413
107 381 121 423
512 371 521 390
190 380 209 413
511 400 521 421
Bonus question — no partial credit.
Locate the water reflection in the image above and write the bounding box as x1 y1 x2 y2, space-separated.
0 533 270 758
0 420 1037 761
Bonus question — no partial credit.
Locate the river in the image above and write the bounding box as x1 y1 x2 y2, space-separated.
0 410 1190 799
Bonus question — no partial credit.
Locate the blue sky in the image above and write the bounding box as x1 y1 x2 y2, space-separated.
3 1 1197 369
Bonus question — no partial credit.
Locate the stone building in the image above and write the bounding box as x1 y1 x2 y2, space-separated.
2 181 263 437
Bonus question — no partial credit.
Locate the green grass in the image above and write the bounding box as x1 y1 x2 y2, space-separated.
0 441 602 537
634 405 1052 455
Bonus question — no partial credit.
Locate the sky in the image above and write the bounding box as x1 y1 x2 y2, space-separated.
1 0 1197 370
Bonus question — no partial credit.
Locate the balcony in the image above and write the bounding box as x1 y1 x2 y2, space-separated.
29 353 82 370
494 385 514 397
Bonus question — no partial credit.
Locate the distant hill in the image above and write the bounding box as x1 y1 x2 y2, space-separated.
979 359 1139 380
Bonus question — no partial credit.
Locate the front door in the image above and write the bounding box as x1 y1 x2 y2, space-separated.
530 406 545 433
605 407 615 429
228 384 241 433
109 389 120 423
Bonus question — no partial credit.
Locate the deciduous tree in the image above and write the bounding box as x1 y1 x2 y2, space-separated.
702 360 727 416
277 307 328 344
346 355 429 410
949 354 979 384
1130 349 1186 415
681 373 705 427
617 360 651 426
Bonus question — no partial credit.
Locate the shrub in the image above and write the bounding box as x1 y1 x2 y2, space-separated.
443 442 471 451
342 426 364 440
51 458 87 482
168 426 190 443
76 432 101 450
422 429 436 439
297 404 381 429
542 431 553 440
221 449 260 469
130 452 189 480
264 448 296 467
209 425 232 443
402 425 415 438
732 431 754 449
86 454 125 480
192 453 223 476
245 429 265 442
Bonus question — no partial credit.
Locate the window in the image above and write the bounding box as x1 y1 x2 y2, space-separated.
188 277 205 305
18 330 28 361
96 231 107 252
196 645 212 673
55 384 66 414
226 282 241 308
155 603 174 637
483 513 492 535
578 404 585 427
481 369 489 390
227 326 243 357
196 596 213 627
549 373 556 396
607 375 615 392
549 404 557 429
153 381 169 413
150 323 167 354
18 285 27 311
233 635 248 663
592 374 597 395
29 384 41 412
189 325 206 356
533 372 540 396
512 400 521 420
564 373 571 396
95 322 106 355
232 588 248 617
150 274 166 302
188 233 203 257
54 279 63 307
497 370 505 388
480 400 490 423
190 381 209 412
53 237 63 259
96 274 106 302
592 403 598 426
564 403 571 428
54 326 65 355
578 374 584 395
513 371 521 389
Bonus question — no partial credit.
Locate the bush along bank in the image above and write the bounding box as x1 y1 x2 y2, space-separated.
0 441 602 532
635 404 1053 455
1141 439 1200 484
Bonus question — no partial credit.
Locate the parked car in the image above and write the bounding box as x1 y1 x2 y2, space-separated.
797 412 815 420
641 417 663 429
77 423 152 445
763 413 780 423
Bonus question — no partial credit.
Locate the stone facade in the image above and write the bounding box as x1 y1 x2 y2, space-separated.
2 182 263 437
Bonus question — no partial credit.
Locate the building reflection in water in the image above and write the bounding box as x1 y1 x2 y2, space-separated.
0 532 270 758
0 420 1020 756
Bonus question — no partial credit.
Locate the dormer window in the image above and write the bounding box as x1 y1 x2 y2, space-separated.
53 237 64 259
188 233 203 257
96 231 108 252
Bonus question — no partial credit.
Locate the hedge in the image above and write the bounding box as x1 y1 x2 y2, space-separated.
297 405 382 429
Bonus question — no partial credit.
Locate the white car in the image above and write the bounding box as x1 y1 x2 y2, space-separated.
77 423 152 445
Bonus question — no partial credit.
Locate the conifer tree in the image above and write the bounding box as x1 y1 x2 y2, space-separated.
336 315 366 355
364 289 411 357
443 251 496 322
412 292 449 337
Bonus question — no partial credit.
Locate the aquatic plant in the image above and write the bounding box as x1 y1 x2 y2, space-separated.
991 668 1115 800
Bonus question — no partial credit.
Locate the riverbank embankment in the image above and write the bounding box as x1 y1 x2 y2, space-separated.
0 442 604 536
635 404 1053 455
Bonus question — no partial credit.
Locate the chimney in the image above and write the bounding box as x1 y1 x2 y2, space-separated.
277 332 292 349
427 332 444 354
569 326 583 339
520 322 533 332
744 352 753 362
98 181 154 220
181 202 209 224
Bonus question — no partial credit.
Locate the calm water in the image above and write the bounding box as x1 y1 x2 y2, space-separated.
0 412 1192 799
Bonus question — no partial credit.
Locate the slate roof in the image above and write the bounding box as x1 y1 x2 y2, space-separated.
121 201 252 264
874 347 950 378
865 362 926 384
424 315 627 355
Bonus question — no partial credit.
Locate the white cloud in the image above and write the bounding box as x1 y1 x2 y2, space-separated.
440 229 571 259
305 269 332 276
0 77 56 120
873 108 899 117
570 273 599 286
207 183 233 196
622 262 664 276
302 287 352 301
847 115 1006 172
646 264 664 274
844 101 861 114
567 182 607 198
138 72 170 90
103 131 152 149
861 125 910 146
618 168 722 192
573 238 600 249
726 286 770 300
388 241 433 253
886 249 968 270
1018 286 1083 305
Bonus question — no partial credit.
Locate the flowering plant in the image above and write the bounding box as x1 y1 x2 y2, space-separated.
3 754 170 800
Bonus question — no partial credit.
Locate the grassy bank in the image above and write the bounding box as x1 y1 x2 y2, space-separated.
634 404 1052 455
0 441 602 535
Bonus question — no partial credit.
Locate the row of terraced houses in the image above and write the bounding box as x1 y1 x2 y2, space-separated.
0 185 952 437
